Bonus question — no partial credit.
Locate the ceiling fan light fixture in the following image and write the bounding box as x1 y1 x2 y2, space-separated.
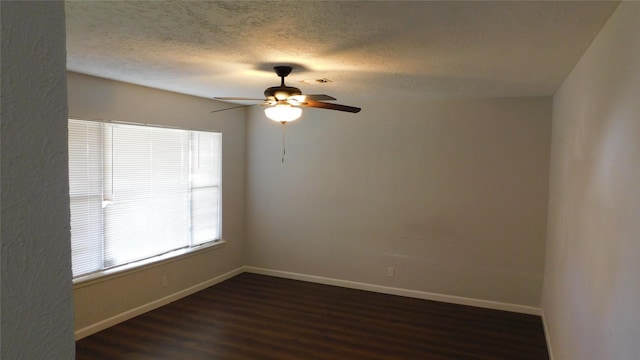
274 91 290 101
264 104 302 123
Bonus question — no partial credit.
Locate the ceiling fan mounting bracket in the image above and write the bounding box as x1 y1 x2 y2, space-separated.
274 66 293 79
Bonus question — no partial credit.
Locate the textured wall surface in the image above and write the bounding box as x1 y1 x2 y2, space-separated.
246 97 551 308
543 2 640 359
1 1 75 358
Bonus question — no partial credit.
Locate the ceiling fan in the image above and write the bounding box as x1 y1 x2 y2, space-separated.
213 66 361 123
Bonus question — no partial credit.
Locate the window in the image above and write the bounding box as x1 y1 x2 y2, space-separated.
68 119 222 279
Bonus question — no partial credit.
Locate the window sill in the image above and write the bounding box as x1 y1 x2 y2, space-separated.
72 239 226 289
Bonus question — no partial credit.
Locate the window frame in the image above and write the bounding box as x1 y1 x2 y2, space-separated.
68 118 224 284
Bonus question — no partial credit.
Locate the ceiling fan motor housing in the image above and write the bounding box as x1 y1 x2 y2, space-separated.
264 86 302 101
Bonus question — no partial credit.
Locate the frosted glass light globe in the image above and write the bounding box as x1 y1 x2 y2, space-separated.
264 104 302 123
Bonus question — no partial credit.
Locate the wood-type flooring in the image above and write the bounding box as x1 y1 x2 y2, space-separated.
76 273 549 359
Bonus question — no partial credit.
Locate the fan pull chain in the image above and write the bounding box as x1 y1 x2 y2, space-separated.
281 121 287 163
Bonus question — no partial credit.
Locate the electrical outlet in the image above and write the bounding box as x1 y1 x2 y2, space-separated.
387 267 394 277
161 275 168 287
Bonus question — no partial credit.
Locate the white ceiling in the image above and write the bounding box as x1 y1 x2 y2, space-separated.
65 1 618 104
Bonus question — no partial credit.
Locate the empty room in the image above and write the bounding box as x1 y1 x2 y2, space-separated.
2 1 639 359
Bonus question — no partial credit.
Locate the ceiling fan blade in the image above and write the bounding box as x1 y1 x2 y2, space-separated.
299 100 361 113
289 94 337 102
210 104 259 113
214 97 265 101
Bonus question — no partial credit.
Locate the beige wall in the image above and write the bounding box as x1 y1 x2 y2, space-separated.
69 74 552 336
542 2 640 359
68 73 246 336
1 2 75 357
246 97 551 307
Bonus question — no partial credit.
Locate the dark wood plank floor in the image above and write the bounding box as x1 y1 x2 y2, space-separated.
76 273 549 359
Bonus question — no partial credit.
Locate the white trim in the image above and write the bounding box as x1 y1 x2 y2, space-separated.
77 266 545 341
74 266 244 340
541 307 554 360
73 240 226 287
245 267 542 316
68 115 216 132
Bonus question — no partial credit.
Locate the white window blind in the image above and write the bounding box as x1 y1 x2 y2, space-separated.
68 119 221 278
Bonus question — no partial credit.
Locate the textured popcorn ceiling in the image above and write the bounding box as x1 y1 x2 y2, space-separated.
65 1 618 103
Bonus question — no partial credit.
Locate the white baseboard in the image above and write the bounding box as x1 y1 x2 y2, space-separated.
541 307 554 360
245 266 542 316
74 266 244 340
77 266 543 340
